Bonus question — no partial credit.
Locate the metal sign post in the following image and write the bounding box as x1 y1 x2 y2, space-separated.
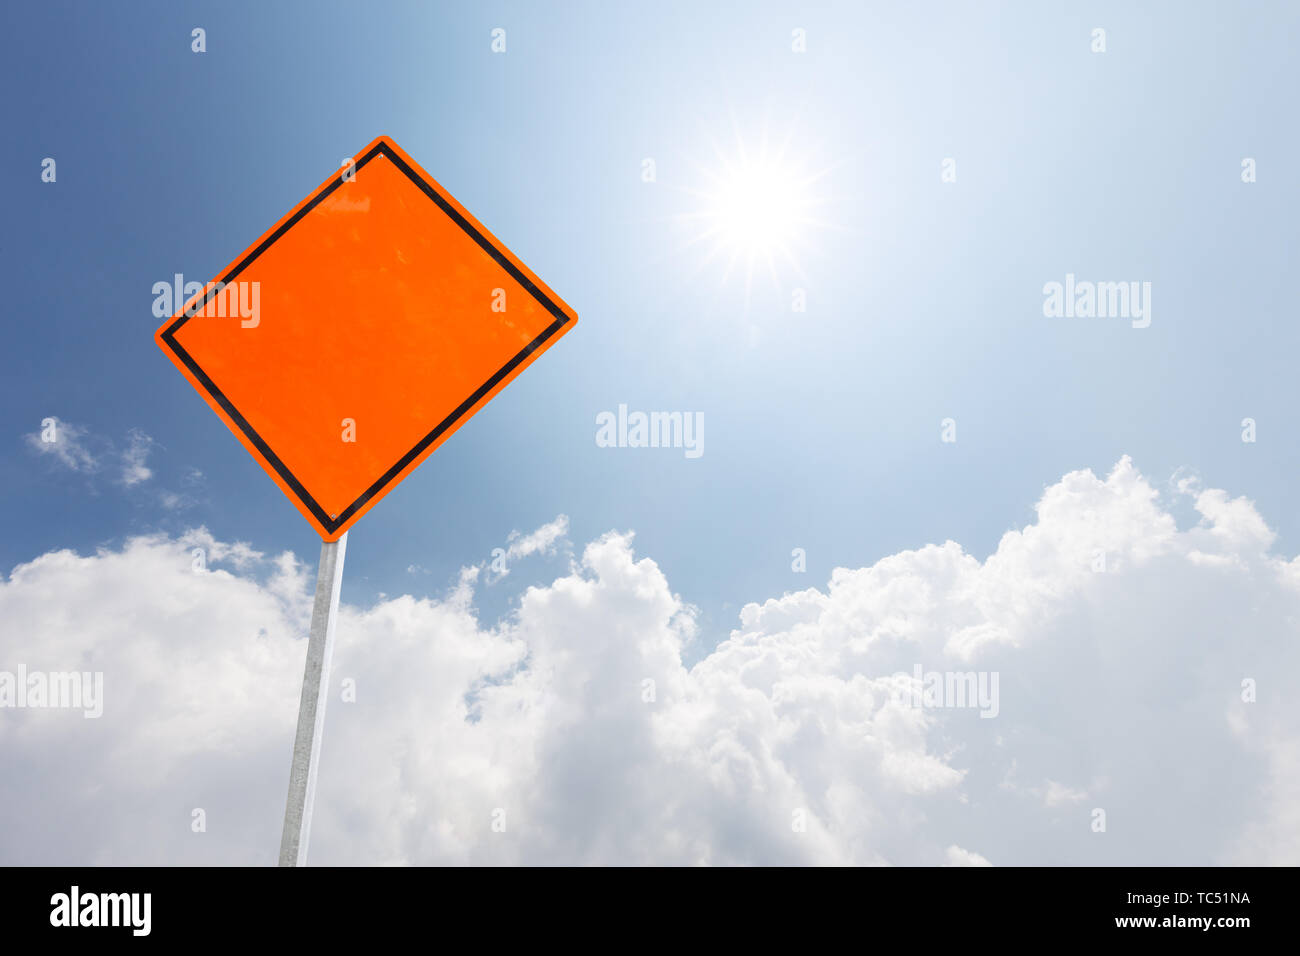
278 532 347 867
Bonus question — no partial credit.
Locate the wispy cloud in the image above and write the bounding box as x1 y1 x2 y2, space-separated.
119 428 154 487
487 514 570 581
22 421 206 511
23 418 100 473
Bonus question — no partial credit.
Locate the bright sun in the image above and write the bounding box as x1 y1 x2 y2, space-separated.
706 158 811 258
667 121 839 306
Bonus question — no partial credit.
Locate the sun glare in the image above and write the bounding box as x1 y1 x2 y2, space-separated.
667 120 840 306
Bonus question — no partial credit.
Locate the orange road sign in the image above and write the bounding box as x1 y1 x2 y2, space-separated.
155 136 577 541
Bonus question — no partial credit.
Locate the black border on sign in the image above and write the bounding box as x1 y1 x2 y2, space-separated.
159 143 573 536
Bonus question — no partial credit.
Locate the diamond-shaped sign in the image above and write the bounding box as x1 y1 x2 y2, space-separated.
155 136 577 540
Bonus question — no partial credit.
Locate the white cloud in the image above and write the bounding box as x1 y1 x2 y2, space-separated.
119 428 154 487
0 458 1297 865
1039 780 1088 808
24 419 100 473
178 527 263 571
23 420 164 492
483 515 569 582
504 514 569 561
486 515 570 581
944 845 993 867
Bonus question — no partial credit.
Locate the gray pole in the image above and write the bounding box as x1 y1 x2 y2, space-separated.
278 532 347 866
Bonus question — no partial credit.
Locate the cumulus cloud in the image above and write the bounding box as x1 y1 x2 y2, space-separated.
0 458 1297 865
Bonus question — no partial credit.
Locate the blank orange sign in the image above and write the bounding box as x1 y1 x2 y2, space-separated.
155 136 577 541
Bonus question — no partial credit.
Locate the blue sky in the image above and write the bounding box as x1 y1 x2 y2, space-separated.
5 0 1300 869
5 0 1299 643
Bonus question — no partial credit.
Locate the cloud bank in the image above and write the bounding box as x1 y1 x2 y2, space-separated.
1 457 1296 865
